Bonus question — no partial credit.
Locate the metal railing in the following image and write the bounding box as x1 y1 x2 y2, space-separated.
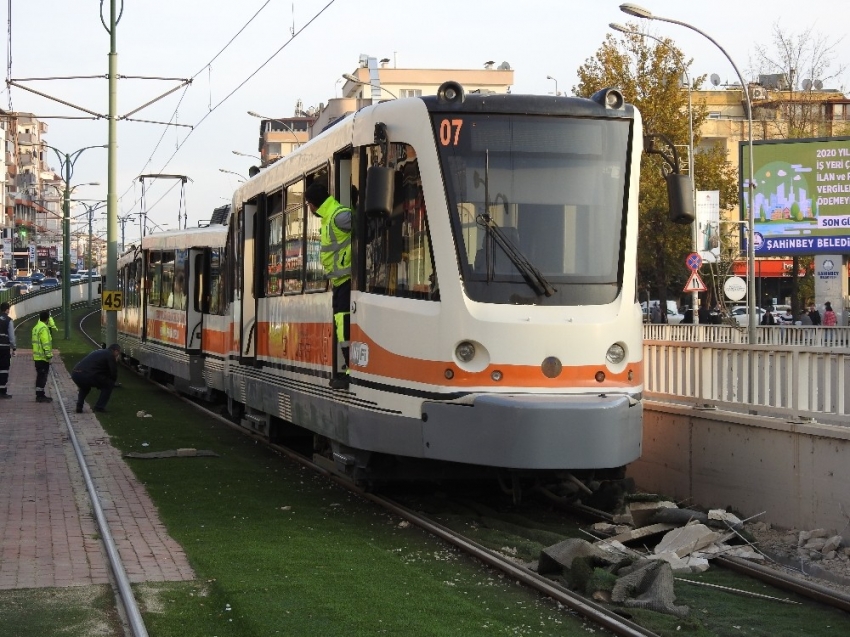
643 324 850 425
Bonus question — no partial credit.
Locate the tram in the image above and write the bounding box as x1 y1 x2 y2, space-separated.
114 82 692 483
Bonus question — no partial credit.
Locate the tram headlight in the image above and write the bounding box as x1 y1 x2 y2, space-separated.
606 343 626 365
455 341 476 363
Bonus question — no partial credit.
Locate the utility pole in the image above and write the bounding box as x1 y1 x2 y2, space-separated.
105 0 120 345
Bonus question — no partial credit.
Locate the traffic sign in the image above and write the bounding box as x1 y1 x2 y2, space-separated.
102 290 123 311
684 271 707 293
685 252 702 271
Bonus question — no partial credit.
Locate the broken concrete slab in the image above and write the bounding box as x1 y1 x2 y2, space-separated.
654 523 722 558
538 538 622 575
628 500 677 528
604 523 677 545
124 449 219 459
823 535 843 554
708 509 743 527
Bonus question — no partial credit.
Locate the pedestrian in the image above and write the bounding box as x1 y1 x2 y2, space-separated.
0 302 16 399
305 181 352 390
650 302 662 324
797 311 813 326
808 303 822 325
71 344 121 413
31 310 53 403
823 301 838 326
761 306 776 326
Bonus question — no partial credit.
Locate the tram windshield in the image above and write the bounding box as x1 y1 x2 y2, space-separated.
434 114 632 305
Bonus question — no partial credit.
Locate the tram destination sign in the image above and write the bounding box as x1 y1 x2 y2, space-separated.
740 136 850 256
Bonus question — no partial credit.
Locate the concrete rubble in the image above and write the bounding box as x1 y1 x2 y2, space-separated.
538 493 850 618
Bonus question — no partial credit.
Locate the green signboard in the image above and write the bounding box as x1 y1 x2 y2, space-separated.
740 135 850 255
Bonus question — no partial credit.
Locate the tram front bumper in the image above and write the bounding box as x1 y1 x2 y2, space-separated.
421 393 642 470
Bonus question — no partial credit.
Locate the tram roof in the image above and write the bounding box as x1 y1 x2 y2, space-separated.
141 225 228 251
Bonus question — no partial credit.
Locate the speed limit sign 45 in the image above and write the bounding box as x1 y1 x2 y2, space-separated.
102 290 123 311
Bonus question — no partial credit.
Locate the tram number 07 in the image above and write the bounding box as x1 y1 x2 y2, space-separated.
102 290 123 311
439 119 463 146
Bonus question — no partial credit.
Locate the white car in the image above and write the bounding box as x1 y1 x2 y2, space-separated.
730 305 767 327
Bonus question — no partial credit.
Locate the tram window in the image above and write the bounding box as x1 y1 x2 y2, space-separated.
284 180 305 294
148 251 162 306
267 213 284 296
365 142 438 301
208 248 226 315
304 193 325 293
161 251 175 308
172 250 187 310
134 258 142 308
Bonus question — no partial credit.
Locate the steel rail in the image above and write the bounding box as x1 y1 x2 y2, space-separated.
49 310 148 637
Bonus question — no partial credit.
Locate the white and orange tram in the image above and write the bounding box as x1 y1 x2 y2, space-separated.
115 82 692 483
116 220 229 394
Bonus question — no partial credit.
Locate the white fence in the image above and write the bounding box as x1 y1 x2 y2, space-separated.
643 325 850 426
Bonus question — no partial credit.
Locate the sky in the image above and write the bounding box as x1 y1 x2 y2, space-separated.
3 0 847 245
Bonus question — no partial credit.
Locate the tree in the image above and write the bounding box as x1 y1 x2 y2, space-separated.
751 22 845 139
751 22 845 315
574 28 738 310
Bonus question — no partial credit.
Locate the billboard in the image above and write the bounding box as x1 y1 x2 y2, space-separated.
696 190 720 263
740 136 850 256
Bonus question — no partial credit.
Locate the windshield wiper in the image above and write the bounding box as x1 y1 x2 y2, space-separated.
477 213 556 297
475 150 555 298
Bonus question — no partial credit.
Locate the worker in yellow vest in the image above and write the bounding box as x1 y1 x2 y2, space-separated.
305 182 351 390
31 310 53 403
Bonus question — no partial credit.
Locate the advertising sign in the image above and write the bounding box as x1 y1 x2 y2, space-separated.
741 136 850 256
696 190 720 262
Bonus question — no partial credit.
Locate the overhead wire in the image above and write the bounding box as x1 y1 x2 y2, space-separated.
142 0 337 217
118 0 276 212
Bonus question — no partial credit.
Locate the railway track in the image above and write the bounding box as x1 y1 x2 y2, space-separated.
73 309 850 636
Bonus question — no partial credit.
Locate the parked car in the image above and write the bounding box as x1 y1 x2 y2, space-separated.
729 305 767 327
69 273 82 282
31 272 46 284
40 277 60 288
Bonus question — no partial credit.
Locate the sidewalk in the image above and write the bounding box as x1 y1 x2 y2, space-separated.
0 351 195 589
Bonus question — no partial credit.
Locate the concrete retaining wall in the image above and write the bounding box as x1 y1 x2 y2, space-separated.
631 402 850 540
8 285 100 321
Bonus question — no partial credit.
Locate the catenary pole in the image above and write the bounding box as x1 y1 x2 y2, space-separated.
105 0 119 345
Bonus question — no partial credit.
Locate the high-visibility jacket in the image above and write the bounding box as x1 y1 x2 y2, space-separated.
315 196 351 287
32 320 53 361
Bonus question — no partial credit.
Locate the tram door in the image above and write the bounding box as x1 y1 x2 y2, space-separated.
187 248 204 352
239 202 258 363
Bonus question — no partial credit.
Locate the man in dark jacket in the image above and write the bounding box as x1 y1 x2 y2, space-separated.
72 344 121 413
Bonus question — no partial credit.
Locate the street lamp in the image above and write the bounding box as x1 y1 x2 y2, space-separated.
75 201 107 307
219 168 246 182
609 22 699 323
247 110 301 142
42 143 107 339
546 75 559 96
341 74 399 99
36 181 101 270
232 150 261 161
620 3 758 384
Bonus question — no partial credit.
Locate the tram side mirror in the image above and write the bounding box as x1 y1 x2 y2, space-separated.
364 166 395 219
666 173 695 224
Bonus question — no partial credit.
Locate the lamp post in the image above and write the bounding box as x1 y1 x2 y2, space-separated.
609 22 699 323
43 144 107 339
247 111 302 163
232 150 261 161
546 75 559 96
219 168 246 182
620 4 758 402
341 74 399 99
76 201 107 306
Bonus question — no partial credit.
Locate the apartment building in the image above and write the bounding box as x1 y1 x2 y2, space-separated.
254 56 514 165
1 111 65 273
